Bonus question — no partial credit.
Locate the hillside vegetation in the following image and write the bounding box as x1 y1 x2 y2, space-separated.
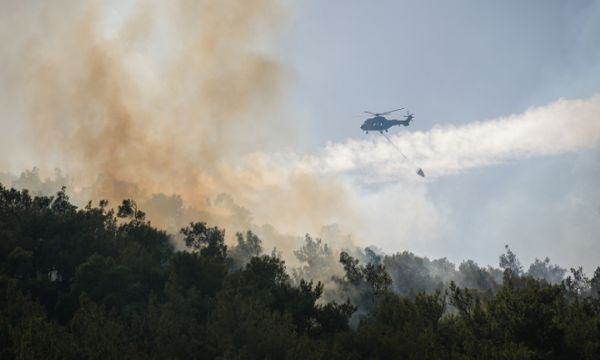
1 184 599 359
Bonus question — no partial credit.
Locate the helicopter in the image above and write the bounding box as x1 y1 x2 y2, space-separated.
360 108 414 134
359 107 425 178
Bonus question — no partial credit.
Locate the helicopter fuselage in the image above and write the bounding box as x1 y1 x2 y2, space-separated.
360 116 411 133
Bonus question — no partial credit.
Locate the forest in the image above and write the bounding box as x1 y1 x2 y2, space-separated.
1 184 599 359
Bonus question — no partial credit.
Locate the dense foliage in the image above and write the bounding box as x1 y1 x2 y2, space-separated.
1 184 599 359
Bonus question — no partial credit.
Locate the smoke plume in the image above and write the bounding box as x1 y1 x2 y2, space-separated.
0 0 360 248
310 95 600 181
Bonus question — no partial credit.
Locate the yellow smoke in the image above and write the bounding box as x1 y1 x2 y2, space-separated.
0 0 358 247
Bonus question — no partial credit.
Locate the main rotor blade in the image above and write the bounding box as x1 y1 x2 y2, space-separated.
380 108 405 116
364 111 377 115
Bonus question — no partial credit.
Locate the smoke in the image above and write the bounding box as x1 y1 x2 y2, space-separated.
309 95 600 180
0 0 361 248
6 0 287 187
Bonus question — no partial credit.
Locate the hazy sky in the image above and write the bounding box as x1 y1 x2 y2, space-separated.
281 0 600 271
1 1 599 273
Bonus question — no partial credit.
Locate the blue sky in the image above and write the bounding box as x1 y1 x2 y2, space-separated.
284 0 600 143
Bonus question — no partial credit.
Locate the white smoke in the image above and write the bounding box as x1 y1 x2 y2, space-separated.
196 94 600 248
294 95 600 181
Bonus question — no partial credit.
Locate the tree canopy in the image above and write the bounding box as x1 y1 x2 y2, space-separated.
1 184 599 359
